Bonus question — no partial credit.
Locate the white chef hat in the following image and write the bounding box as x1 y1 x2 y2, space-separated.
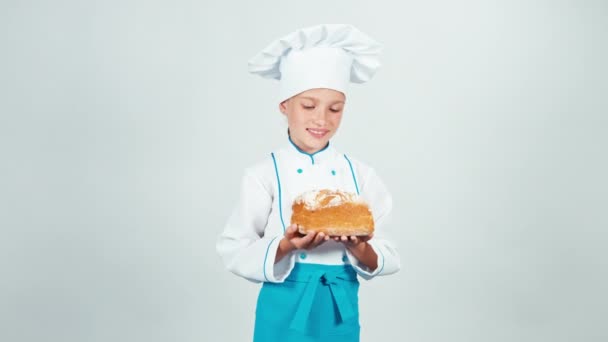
248 24 382 103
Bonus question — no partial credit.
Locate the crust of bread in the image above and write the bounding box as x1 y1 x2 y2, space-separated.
290 190 374 236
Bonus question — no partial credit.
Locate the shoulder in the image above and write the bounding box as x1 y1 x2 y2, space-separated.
341 152 374 180
241 153 279 195
340 152 391 195
242 144 298 178
245 154 275 176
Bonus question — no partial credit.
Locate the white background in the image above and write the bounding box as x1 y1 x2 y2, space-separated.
1 0 607 341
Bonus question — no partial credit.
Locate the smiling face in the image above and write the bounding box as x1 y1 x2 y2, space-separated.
279 88 346 154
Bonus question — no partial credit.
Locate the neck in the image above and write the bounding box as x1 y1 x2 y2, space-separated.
288 135 329 155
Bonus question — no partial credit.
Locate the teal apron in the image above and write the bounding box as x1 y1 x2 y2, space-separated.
254 263 360 341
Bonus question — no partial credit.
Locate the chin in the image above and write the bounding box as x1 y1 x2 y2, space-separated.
313 142 329 150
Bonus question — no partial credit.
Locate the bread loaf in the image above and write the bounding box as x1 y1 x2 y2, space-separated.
290 189 374 236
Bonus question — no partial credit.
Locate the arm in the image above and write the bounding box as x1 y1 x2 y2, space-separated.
342 167 401 279
216 169 296 283
343 236 378 271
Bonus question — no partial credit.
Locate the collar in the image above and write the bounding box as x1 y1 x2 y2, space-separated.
287 135 336 165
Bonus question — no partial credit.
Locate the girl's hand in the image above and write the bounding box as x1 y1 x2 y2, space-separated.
283 224 329 250
333 233 374 252
276 224 329 263
333 233 378 270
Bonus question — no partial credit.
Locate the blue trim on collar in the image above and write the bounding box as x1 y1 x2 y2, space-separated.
271 153 286 232
343 154 360 195
288 135 330 165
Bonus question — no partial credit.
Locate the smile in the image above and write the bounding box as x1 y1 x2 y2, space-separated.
306 128 329 138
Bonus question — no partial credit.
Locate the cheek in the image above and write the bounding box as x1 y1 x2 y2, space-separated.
286 113 305 130
330 113 343 126
290 111 311 127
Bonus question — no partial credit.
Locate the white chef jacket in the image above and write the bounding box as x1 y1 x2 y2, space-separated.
216 139 400 283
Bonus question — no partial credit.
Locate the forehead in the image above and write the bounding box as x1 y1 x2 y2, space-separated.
295 88 346 103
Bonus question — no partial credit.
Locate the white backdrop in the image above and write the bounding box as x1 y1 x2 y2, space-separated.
1 1 607 341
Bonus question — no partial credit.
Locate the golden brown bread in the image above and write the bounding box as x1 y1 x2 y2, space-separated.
290 189 374 236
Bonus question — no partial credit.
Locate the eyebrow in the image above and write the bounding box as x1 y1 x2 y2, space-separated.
298 96 345 105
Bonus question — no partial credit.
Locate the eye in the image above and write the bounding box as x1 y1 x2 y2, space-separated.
330 108 342 113
302 105 315 110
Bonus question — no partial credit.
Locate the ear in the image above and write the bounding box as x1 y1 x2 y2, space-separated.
279 100 289 115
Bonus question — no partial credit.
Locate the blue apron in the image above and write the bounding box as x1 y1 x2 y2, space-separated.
254 263 360 341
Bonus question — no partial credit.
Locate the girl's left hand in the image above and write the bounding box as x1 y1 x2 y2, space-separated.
334 233 378 271
333 234 373 251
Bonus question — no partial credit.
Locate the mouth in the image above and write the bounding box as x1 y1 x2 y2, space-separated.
306 128 329 139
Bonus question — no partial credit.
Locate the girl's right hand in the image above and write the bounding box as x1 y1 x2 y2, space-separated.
275 224 329 263
281 224 328 251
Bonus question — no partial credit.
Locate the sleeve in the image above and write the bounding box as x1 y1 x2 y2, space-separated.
345 167 401 280
216 168 296 283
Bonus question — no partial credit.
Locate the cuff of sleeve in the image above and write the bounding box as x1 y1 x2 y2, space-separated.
345 241 385 280
263 236 295 283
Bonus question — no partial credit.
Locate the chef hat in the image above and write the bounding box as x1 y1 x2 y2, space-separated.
248 24 382 103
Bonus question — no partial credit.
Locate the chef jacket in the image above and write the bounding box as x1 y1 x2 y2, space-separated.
217 138 400 283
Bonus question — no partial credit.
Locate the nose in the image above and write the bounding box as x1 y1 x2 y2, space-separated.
311 107 329 126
